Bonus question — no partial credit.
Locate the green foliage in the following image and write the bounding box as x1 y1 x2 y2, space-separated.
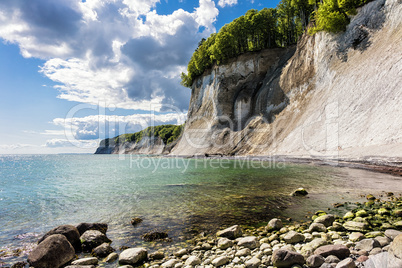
182 0 372 87
309 0 373 34
181 4 307 87
114 124 184 145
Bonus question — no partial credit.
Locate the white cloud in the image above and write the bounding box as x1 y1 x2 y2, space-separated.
50 112 187 141
0 143 37 150
195 0 219 28
45 139 99 148
0 0 219 111
217 0 238 8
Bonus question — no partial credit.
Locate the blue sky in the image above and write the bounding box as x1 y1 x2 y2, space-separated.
0 0 279 154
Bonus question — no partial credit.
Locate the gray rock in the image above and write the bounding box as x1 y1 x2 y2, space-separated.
389 234 402 259
267 218 283 231
354 239 381 252
91 242 114 257
335 257 356 268
385 229 402 240
245 257 261 268
369 248 382 255
306 254 325 267
272 249 305 268
319 264 335 268
161 259 179 268
80 230 111 252
201 242 212 250
238 236 259 249
364 252 402 268
212 256 230 266
174 248 188 257
185 256 201 266
314 214 335 227
343 221 368 232
218 237 233 250
374 236 391 247
314 244 350 259
309 223 328 233
325 255 340 263
236 248 252 257
119 266 134 268
64 266 95 268
119 248 148 266
38 225 81 251
349 232 365 242
291 188 308 196
76 222 108 235
283 231 305 244
71 257 98 265
28 234 75 268
149 251 165 260
216 225 242 239
104 252 118 262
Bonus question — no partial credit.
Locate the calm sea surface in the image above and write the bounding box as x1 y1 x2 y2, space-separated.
1 154 401 265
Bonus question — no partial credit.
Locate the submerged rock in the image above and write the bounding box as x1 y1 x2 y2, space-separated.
291 188 308 196
131 217 143 226
28 234 75 268
91 242 115 257
76 223 108 235
141 231 168 241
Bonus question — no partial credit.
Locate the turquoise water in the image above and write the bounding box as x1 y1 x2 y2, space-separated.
1 154 401 265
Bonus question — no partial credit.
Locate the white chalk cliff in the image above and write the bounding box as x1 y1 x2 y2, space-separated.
171 0 402 162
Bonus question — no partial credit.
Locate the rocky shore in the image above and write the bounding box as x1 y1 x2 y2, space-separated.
6 194 402 268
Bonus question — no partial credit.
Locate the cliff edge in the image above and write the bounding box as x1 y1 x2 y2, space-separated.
172 0 402 162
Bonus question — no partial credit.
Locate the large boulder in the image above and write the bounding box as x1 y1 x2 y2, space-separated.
314 244 350 259
119 248 148 266
272 249 305 268
38 225 81 251
76 223 108 235
80 230 111 252
28 234 75 268
216 225 242 239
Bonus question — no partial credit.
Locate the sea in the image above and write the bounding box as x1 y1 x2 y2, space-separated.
1 154 401 266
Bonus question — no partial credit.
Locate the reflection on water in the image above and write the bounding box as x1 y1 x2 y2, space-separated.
0 155 401 265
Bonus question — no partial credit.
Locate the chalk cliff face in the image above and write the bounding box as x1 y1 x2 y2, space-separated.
172 0 402 161
95 136 173 155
